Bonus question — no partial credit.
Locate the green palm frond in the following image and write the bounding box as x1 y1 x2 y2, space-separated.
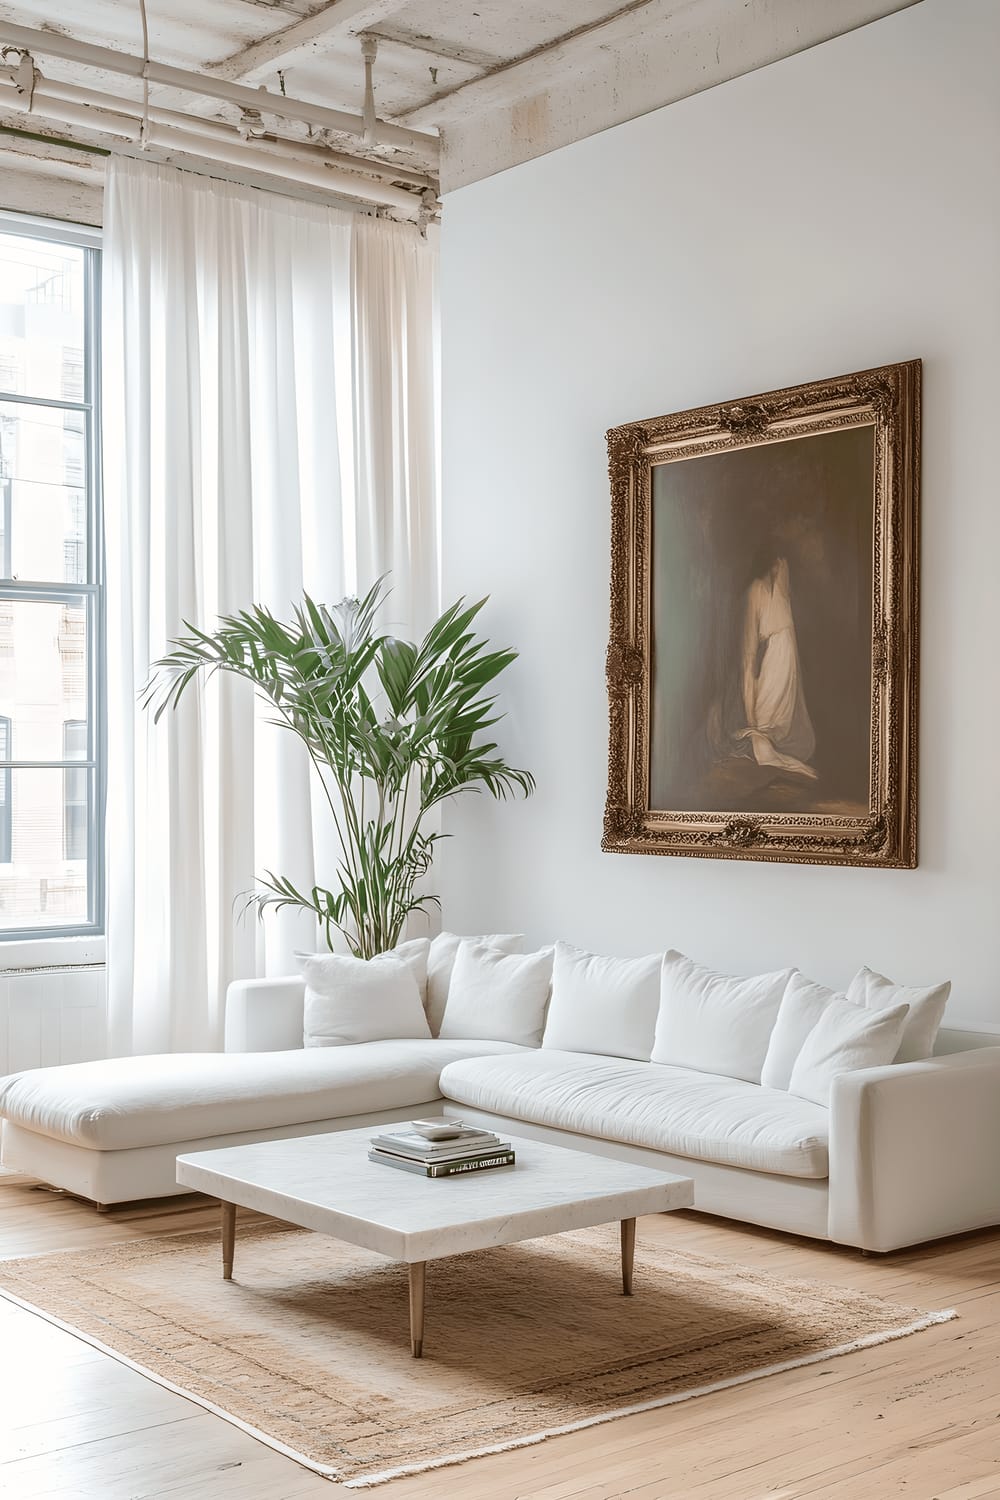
146 575 533 957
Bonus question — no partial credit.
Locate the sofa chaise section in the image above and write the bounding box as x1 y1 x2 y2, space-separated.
0 1038 526 1205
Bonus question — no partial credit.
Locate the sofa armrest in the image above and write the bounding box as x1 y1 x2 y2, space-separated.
224 977 306 1053
828 1046 1000 1251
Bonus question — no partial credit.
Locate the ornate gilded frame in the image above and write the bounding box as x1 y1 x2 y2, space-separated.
604 360 920 867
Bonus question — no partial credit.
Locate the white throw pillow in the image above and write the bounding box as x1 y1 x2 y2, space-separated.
438 941 553 1047
425 931 525 1035
295 937 430 998
542 941 662 1061
652 952 794 1083
846 967 950 1063
303 951 431 1048
787 997 910 1107
761 973 845 1091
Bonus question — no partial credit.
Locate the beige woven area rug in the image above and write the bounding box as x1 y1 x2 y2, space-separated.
0 1221 954 1488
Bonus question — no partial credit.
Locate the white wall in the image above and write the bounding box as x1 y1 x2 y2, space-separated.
438 0 1000 1026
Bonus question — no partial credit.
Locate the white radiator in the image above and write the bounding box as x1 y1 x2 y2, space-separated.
0 966 107 1076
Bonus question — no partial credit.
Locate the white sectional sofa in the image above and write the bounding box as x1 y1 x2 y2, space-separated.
3 969 1000 1253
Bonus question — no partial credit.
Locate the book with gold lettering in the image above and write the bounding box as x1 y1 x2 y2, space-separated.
368 1147 516 1178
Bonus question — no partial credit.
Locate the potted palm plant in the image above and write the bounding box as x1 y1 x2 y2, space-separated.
144 579 533 958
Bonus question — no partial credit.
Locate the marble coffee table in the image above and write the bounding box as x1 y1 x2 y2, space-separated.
176 1125 694 1357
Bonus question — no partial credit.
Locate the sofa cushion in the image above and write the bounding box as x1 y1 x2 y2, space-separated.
426 932 525 1034
652 952 794 1084
440 1050 829 1179
438 943 554 1046
542 941 661 1061
787 998 910 1107
846 967 950 1063
761 972 841 1090
303 950 431 1047
295 937 431 996
0 1040 527 1152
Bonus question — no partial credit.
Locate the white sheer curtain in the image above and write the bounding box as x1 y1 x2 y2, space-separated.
352 216 439 638
102 158 439 1055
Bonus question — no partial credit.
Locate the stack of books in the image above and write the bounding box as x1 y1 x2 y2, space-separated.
368 1119 515 1178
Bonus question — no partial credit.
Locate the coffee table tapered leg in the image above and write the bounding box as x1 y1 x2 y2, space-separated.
621 1217 636 1296
409 1261 426 1358
222 1201 236 1281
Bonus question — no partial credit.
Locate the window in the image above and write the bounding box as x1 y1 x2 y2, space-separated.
0 216 103 936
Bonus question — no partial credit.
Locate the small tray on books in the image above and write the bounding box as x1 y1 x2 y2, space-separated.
408 1117 475 1140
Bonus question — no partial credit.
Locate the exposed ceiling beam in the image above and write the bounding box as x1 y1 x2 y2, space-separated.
237 0 313 14
0 134 104 226
208 0 408 83
0 127 104 182
427 0 923 191
400 0 921 130
398 0 666 126
365 27 500 73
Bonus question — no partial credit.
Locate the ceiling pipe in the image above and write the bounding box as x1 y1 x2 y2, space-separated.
0 80 140 141
15 70 437 191
0 82 426 217
0 20 439 163
360 35 379 150
147 124 423 215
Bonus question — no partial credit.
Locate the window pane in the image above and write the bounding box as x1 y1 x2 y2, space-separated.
63 720 87 860
0 236 86 402
0 400 88 582
0 597 88 754
0 768 89 928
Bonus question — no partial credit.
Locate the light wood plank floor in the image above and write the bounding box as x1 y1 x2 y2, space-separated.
1 1172 999 1499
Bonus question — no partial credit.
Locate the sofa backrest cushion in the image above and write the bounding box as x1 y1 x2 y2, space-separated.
786 995 910 1107
761 972 841 1090
845 967 950 1063
425 931 525 1035
303 949 432 1047
542 941 662 1061
295 937 431 997
438 941 553 1047
763 967 951 1091
651 952 793 1084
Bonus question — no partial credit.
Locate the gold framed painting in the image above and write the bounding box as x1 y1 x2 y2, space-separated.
604 360 920 867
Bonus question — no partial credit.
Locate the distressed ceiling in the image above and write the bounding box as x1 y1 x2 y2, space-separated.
0 0 920 222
